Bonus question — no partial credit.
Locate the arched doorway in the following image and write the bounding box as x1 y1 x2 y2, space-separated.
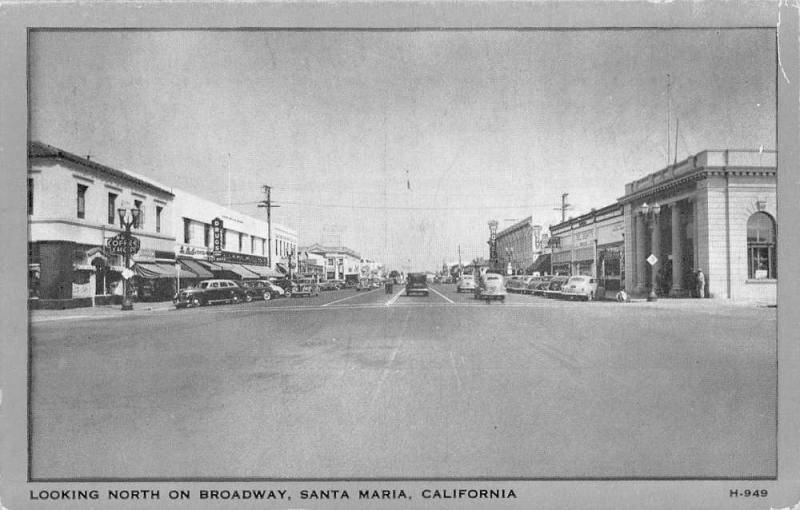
91 256 107 296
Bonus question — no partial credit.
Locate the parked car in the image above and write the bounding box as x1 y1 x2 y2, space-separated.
240 279 284 301
173 279 247 308
456 274 476 293
544 276 570 298
269 277 293 295
239 280 271 301
506 275 535 293
475 273 506 301
405 272 430 296
291 278 320 297
319 280 342 291
561 275 598 301
529 275 554 296
355 279 372 291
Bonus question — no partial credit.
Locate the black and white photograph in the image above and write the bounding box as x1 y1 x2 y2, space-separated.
2 1 799 509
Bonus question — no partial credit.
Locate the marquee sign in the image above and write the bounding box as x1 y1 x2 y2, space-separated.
211 217 224 260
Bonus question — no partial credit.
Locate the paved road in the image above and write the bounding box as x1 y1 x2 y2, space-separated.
30 284 777 479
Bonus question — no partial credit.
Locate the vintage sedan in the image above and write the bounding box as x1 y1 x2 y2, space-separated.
456 274 476 293
173 279 248 308
561 275 598 301
529 276 554 296
240 279 284 301
506 275 535 293
543 276 570 298
290 278 320 297
474 273 506 301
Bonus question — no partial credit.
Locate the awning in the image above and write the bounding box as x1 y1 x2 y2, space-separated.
214 262 261 279
197 260 224 271
179 258 214 279
241 264 281 278
276 263 288 275
134 262 197 279
527 253 552 274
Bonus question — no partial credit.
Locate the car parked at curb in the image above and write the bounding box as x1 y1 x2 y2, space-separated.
544 276 569 298
561 275 598 301
173 279 248 308
355 279 372 291
506 275 535 293
528 275 553 296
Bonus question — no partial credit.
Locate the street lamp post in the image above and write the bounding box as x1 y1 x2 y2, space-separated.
641 202 661 302
117 206 141 311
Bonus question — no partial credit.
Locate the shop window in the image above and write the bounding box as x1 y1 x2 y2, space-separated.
76 183 88 219
747 212 776 279
239 233 244 252
107 193 117 225
155 206 163 233
28 178 34 215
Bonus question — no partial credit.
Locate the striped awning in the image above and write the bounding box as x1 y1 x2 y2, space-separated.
214 262 261 279
135 262 197 279
241 264 281 278
179 258 214 278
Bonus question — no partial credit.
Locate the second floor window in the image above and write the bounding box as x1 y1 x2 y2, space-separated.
183 218 191 244
239 233 243 252
134 199 144 229
204 224 211 247
28 178 34 215
76 184 88 219
155 206 163 233
107 193 117 225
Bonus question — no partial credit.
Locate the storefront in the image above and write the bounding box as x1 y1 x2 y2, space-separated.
548 204 625 292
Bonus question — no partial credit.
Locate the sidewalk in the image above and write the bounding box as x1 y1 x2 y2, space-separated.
30 300 176 322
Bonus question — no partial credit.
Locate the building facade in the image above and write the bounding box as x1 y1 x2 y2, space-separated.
173 189 297 280
28 142 177 308
493 217 545 275
28 141 301 308
548 203 626 293
299 244 362 282
620 149 777 302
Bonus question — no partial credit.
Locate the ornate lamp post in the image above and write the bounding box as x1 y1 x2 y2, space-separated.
641 201 661 302
117 205 141 311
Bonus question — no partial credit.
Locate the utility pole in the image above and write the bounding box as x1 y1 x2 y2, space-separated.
258 185 279 268
553 193 572 223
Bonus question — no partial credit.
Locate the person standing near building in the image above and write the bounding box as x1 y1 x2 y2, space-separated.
695 269 705 298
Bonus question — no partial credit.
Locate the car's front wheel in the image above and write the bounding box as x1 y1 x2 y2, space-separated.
191 296 201 307
263 291 272 301
244 293 253 303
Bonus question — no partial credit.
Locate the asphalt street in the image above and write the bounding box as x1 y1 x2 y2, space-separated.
29 284 777 479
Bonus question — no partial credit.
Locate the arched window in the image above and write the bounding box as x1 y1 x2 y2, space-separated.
747 212 776 279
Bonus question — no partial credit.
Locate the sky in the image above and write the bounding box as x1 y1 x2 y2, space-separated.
29 29 775 271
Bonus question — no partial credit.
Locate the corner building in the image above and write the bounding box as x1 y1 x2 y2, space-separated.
620 149 777 302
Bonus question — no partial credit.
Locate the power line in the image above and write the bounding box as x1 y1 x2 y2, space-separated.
231 199 566 211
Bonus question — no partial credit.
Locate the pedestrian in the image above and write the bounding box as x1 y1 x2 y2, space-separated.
695 268 705 299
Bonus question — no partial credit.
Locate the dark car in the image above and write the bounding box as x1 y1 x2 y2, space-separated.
269 277 293 296
240 279 282 301
173 279 248 308
291 278 320 297
405 272 429 296
544 276 570 298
